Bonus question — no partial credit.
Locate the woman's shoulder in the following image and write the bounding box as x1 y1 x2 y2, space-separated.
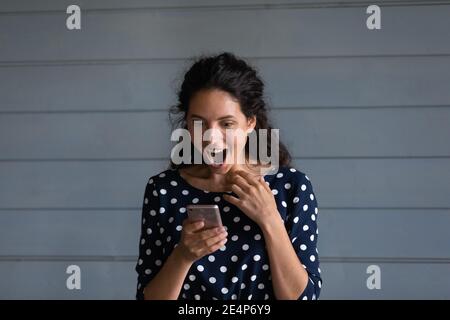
146 168 179 189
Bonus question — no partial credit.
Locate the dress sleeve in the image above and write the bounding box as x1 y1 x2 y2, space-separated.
135 179 165 300
285 171 322 300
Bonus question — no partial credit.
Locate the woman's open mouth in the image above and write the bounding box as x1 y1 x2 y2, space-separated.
207 147 228 168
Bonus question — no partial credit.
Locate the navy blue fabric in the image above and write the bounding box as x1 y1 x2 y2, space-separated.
135 166 322 300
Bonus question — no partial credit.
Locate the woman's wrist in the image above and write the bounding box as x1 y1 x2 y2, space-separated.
172 244 195 267
259 209 284 233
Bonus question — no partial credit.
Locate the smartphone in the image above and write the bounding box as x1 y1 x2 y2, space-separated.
187 204 223 229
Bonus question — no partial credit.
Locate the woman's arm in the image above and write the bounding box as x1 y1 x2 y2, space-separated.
260 218 309 300
142 245 192 300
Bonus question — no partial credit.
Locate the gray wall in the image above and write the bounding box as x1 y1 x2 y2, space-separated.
1 0 449 299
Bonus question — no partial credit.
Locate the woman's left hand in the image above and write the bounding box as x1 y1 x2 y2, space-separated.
223 170 280 228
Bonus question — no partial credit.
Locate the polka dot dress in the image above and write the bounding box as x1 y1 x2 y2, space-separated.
135 166 322 300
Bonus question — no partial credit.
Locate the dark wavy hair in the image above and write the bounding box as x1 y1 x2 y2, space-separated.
168 52 292 170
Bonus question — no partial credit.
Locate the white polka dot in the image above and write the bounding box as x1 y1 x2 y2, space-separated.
194 294 200 300
242 244 249 251
166 236 171 242
159 207 165 214
293 197 300 204
159 173 166 178
292 237 297 243
231 235 238 241
300 244 307 251
170 198 177 204
276 173 283 178
144 198 148 204
168 217 174 223
310 255 316 262
303 225 309 231
243 225 251 231
301 184 307 191
302 296 308 300
310 194 314 201
160 189 167 195
233 216 240 223
254 234 261 240
318 268 321 273
315 207 319 214
262 264 269 271
319 281 322 288
153 190 158 197
170 180 177 186
146 228 152 235
258 283 265 289
182 190 189 195
223 206 230 212
140 238 145 245
250 275 257 281
284 183 291 190
209 277 216 284
220 266 227 273
189 275 196 281
303 204 309 211
160 227 164 234
231 277 238 283
305 175 310 181
201 285 206 291
271 189 278 195
208 255 215 262
179 207 186 214
146 249 151 255
183 283 190 290
231 255 238 262
214 196 221 202
176 225 182 231
138 259 143 265
231 294 237 300
248 294 252 300
150 210 156 216
221 288 228 294
310 234 315 241
253 254 261 261
155 260 162 266
241 264 248 270
197 265 204 272
241 283 246 289
293 216 299 223
192 198 199 204
148 178 153 184
311 214 316 221
145 269 151 275
265 294 269 300
290 168 296 172
142 218 146 225
312 294 316 300
281 201 287 208
219 245 227 251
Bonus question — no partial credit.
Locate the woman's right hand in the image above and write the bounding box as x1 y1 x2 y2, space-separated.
175 219 228 263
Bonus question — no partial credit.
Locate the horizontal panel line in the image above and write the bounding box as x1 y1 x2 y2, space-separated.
0 207 449 212
0 255 449 264
1 156 450 163
1 1 449 15
2 104 450 115
2 53 450 68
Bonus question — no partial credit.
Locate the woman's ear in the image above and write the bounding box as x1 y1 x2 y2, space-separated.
247 116 257 133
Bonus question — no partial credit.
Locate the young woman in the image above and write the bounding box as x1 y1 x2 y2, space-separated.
135 53 322 300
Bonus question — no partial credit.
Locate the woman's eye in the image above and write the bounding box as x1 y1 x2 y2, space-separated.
223 122 234 128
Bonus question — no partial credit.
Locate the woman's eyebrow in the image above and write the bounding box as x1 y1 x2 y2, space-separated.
190 114 236 120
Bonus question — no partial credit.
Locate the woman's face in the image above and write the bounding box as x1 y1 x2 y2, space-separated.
186 89 256 174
